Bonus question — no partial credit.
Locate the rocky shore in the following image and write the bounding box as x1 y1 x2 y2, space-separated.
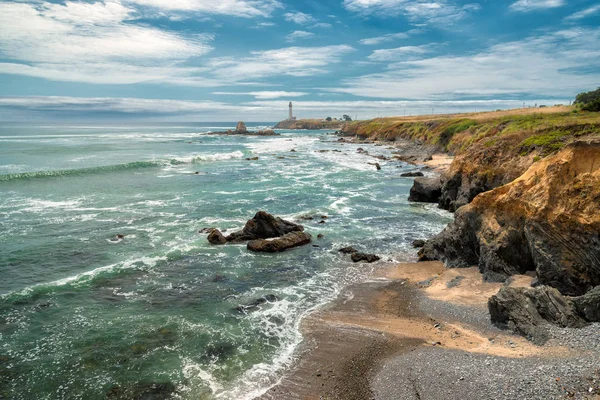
259 107 600 399
274 118 343 130
208 121 279 136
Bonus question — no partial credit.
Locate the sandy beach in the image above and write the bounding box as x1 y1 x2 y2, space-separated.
259 261 600 400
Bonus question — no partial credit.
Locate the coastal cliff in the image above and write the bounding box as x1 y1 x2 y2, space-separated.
274 119 343 130
341 107 600 338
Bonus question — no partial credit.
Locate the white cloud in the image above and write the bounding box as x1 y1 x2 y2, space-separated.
126 0 283 18
360 32 412 46
213 91 309 99
343 0 480 24
326 28 600 99
207 45 355 80
368 45 431 61
285 30 315 42
565 4 600 20
510 0 564 12
284 11 316 25
0 2 214 84
312 22 332 28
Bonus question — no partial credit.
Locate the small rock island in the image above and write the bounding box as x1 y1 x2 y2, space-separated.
209 121 279 136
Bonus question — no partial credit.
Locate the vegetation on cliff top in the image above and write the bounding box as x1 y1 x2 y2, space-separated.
342 106 600 159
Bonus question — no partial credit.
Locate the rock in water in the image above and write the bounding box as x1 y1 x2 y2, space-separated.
401 171 424 177
408 177 442 203
247 232 312 253
207 229 227 245
338 246 358 254
488 286 586 344
351 253 380 263
236 121 247 134
412 239 425 248
226 211 304 242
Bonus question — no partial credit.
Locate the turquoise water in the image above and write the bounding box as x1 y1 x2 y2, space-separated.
0 123 452 399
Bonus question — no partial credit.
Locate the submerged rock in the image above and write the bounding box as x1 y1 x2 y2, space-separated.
408 177 442 203
235 294 279 313
247 231 312 253
338 246 358 254
351 253 381 263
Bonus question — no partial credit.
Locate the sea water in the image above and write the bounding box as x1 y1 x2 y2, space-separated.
0 123 452 399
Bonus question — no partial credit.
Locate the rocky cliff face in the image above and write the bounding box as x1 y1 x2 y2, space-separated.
420 140 600 296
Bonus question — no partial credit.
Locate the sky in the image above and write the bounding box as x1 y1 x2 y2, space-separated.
0 0 599 121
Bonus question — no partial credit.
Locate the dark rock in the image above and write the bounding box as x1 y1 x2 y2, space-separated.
235 294 279 313
246 157 259 161
488 286 586 344
356 148 365 153
226 211 304 242
199 227 216 234
320 215 328 220
338 246 358 254
374 162 381 170
247 231 312 253
236 121 247 133
446 276 465 288
318 220 326 224
438 173 493 212
317 234 324 239
408 177 442 203
401 172 424 177
207 229 227 245
297 214 314 221
573 286 600 322
290 149 297 152
412 239 425 248
351 253 381 263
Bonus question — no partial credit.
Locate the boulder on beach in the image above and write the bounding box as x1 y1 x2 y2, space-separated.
351 252 381 263
247 231 312 253
226 211 304 242
488 286 587 344
408 177 442 203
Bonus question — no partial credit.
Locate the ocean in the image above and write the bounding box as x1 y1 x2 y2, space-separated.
0 122 452 399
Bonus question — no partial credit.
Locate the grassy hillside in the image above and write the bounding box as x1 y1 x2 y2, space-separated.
343 106 600 211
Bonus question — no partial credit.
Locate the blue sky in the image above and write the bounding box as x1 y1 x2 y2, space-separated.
0 0 598 121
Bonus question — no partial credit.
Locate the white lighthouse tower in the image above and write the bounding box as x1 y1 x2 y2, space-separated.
288 101 293 120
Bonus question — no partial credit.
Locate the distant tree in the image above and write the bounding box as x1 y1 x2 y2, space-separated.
574 87 600 107
342 114 352 121
326 117 332 121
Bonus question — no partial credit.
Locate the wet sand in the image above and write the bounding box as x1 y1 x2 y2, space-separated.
259 262 599 400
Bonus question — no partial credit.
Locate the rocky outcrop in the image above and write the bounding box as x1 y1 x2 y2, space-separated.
226 211 304 242
420 141 600 296
207 212 311 251
351 253 380 263
247 232 312 253
207 229 227 245
488 286 587 344
401 172 424 177
573 286 600 322
236 121 247 133
408 177 442 203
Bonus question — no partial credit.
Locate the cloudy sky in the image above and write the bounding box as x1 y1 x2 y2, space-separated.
0 0 599 121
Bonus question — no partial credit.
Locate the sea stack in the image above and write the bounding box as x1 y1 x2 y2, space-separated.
236 121 248 134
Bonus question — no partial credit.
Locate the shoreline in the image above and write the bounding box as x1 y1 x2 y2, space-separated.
257 135 599 400
258 261 599 400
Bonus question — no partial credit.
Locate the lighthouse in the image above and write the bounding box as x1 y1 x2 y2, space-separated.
288 101 293 120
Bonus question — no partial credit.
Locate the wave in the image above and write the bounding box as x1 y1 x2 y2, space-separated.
0 151 245 182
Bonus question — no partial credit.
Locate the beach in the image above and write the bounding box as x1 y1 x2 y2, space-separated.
260 261 600 400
